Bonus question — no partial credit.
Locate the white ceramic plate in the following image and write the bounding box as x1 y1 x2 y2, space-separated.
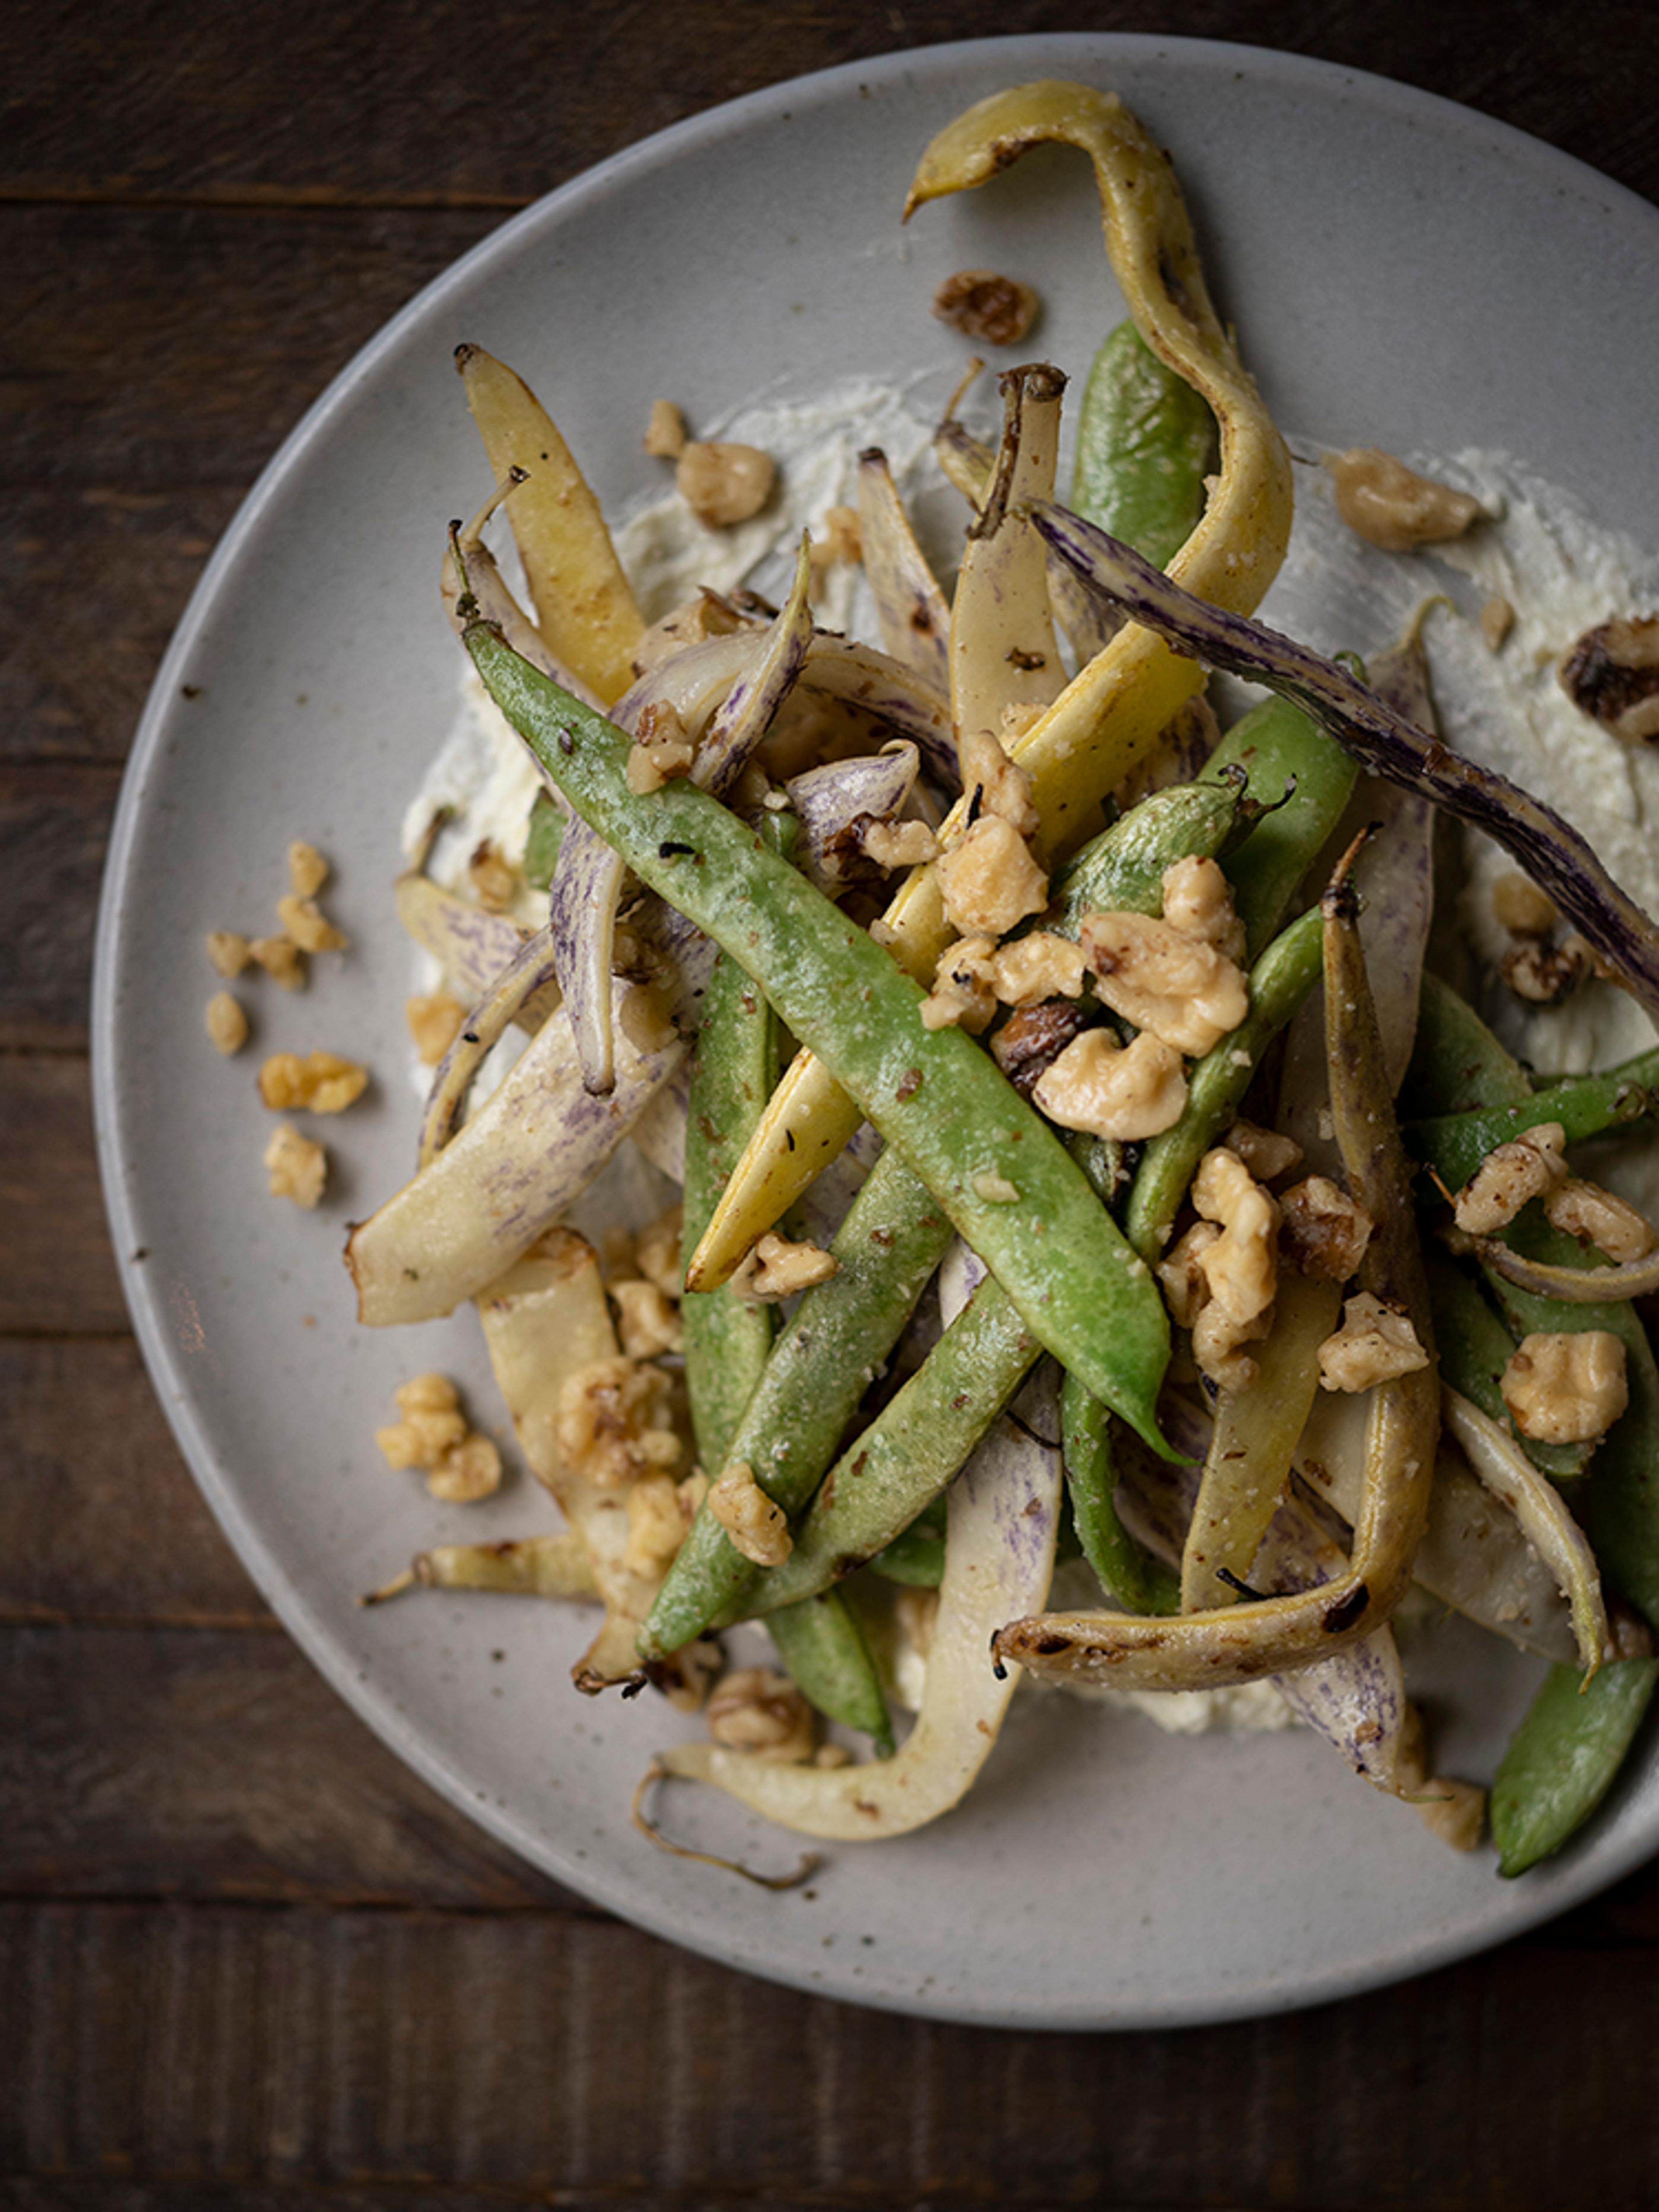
94 35 1659 2029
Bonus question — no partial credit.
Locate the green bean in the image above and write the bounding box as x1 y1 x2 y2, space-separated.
468 616 1173 1452
1060 1373 1178 1613
767 1589 896 1756
522 788 566 891
1424 1249 1592 1483
1491 1657 1659 1877
727 1276 1039 1621
1070 320 1218 571
869 1496 947 1586
1208 698 1358 958
641 1147 955 1659
1409 1042 1659 1192
1047 773 1252 936
1125 903 1323 1264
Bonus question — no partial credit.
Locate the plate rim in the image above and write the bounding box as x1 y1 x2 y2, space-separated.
92 28 1659 2031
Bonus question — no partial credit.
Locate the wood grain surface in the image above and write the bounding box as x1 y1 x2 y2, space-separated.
6 1 1659 2204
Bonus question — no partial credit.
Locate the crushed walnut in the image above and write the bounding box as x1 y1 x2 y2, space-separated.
250 933 306 991
626 699 698 795
1279 1174 1374 1281
623 1471 690 1578
469 840 518 913
1559 613 1659 745
809 504 862 568
642 398 688 458
257 1048 369 1113
263 1122 327 1208
992 999 1092 1097
406 990 467 1066
958 728 1040 836
1318 1293 1432 1393
730 1230 839 1305
1224 1119 1303 1185
706 1462 792 1566
931 267 1040 346
990 931 1088 1009
633 1205 684 1299
288 840 329 899
1480 596 1515 653
1079 907 1249 1057
610 1277 684 1360
555 1356 681 1487
1324 447 1484 552
276 892 346 955
1491 871 1557 938
936 815 1049 938
1543 1179 1657 1264
1189 1147 1281 1391
920 934 998 1034
1452 1123 1567 1234
1157 1219 1221 1331
376 1373 502 1503
677 440 776 528
706 1665 814 1760
1032 1027 1187 1143
1502 1330 1629 1444
1159 855 1246 963
205 990 249 1056
206 929 251 978
1501 935 1592 1005
860 817 940 871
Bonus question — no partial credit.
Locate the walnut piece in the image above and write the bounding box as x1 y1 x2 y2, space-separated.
257 1048 369 1114
860 817 940 870
1480 597 1515 652
1224 1119 1303 1185
205 991 248 1056
1157 1219 1220 1331
677 440 776 528
1491 871 1557 937
958 728 1039 836
276 893 346 954
1559 614 1659 745
1079 908 1248 1057
469 841 518 914
810 504 862 568
610 1278 684 1360
1452 1122 1567 1234
626 699 698 795
642 398 688 458
206 928 251 978
1543 1178 1657 1263
920 934 998 1034
1279 1174 1374 1282
1318 1293 1432 1393
1324 447 1484 552
1159 855 1246 962
250 933 305 991
263 1122 326 1208
1032 1027 1187 1142
706 1665 814 1760
405 991 466 1066
1502 1330 1628 1443
288 840 330 898
1190 1148 1281 1392
990 930 1088 1008
707 1462 792 1567
730 1231 839 1305
426 1432 502 1505
991 998 1093 1096
1500 935 1591 1005
634 1206 684 1299
936 816 1049 938
555 1356 680 1487
931 267 1040 346
623 1471 687 1577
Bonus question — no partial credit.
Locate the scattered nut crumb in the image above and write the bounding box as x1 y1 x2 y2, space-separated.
634 1206 684 1299
406 991 467 1065
1480 597 1515 652
610 1278 684 1360
677 440 776 528
706 1665 814 1759
426 1432 502 1504
707 1463 793 1567
931 267 1040 346
1502 1329 1628 1443
973 1171 1020 1204
1544 1178 1657 1263
809 504 862 568
258 1048 370 1113
1452 1123 1567 1235
206 929 251 978
1491 871 1557 937
937 815 1048 938
643 398 688 458
623 1472 686 1576
1318 1293 1431 1393
288 841 330 898
861 817 940 870
730 1231 839 1304
276 892 346 954
250 934 306 991
1324 447 1484 551
1559 614 1659 744
263 1122 327 1208
1279 1175 1374 1281
205 990 249 1056
469 840 518 913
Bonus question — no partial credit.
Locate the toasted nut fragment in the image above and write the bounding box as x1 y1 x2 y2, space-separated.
730 1230 839 1305
921 934 998 1034
990 930 1088 1008
206 928 251 978
634 1205 684 1300
250 933 306 991
860 817 940 870
814 1742 854 1768
630 590 743 678
1500 935 1591 1004
1225 1119 1303 1185
1544 1178 1658 1263
1318 1292 1432 1393
406 990 467 1066
1480 597 1516 652
931 267 1039 346
288 840 330 898
958 728 1040 836
426 1433 503 1505
706 1665 814 1759
810 504 862 567
642 398 688 458
263 1122 326 1207
1559 614 1659 744
1414 1777 1486 1853
1491 871 1558 937
610 1278 685 1359
1280 1173 1374 1281
258 1048 369 1114
937 816 1049 938
1079 909 1249 1057
1033 1027 1187 1142
677 440 776 528
626 699 698 795
707 1463 793 1567
1157 1219 1221 1330
1452 1122 1567 1234
276 893 346 954
555 1356 680 1486
623 1471 687 1577
1160 855 1246 963
973 1171 1020 1204
377 1371 467 1470
469 840 518 913
992 998 1093 1098
205 991 249 1056
1191 1148 1281 1390
1324 447 1484 552
655 1633 723 1714
1502 1330 1629 1444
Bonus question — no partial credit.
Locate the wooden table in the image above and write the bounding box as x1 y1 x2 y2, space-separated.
7 3 1659 2202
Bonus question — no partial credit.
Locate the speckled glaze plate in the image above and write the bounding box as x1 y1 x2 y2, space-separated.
94 35 1659 2028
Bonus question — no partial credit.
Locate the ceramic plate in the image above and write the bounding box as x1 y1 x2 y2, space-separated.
94 34 1659 2029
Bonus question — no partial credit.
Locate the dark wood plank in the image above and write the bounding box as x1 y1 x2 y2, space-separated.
4 1 1659 209
0 764 119 1042
0 1053 126 1333
0 1624 569 1910
3 207 495 490
0 489 240 765
3 1897 1659 2208
4 1337 265 1625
